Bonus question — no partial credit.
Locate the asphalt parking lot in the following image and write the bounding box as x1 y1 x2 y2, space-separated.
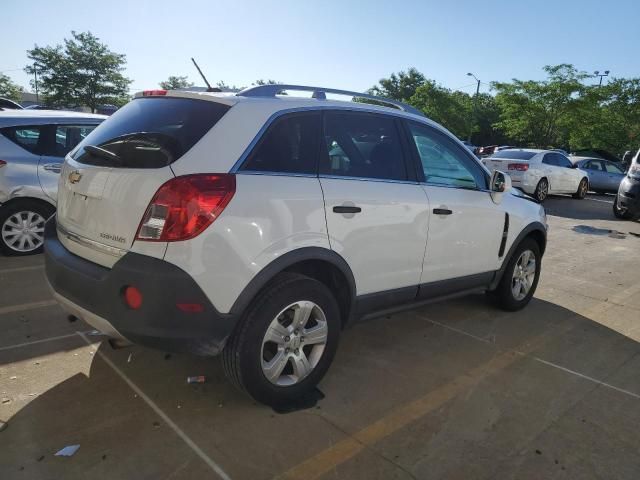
1 193 640 480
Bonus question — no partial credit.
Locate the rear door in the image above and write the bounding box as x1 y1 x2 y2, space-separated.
541 153 563 193
604 161 625 191
405 121 504 287
319 110 429 298
38 124 100 200
555 153 579 192
583 160 606 190
56 96 230 267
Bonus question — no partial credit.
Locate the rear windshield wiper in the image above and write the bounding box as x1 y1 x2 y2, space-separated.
84 145 123 166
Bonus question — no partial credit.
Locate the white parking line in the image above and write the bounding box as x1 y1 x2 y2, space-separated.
0 299 58 316
585 196 613 204
0 331 96 352
77 332 232 480
420 315 640 400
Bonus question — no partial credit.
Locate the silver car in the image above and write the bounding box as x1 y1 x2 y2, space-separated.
573 157 626 194
0 110 105 255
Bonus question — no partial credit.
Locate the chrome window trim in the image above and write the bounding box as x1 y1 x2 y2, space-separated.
420 182 492 194
320 174 420 185
57 222 127 258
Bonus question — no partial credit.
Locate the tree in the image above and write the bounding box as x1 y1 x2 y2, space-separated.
369 68 427 102
25 31 132 112
410 81 471 138
0 73 23 101
492 64 589 148
159 75 193 90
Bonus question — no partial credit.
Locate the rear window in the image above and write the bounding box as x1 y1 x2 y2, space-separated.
72 97 230 168
491 150 536 160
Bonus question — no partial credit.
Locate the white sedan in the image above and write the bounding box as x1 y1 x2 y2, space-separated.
483 149 589 202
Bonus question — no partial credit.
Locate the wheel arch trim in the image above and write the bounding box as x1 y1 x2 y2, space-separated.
489 221 547 290
229 247 357 320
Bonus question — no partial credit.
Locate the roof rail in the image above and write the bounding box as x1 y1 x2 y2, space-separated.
236 84 425 117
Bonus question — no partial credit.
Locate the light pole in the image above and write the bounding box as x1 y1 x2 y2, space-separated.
594 70 610 86
466 72 481 143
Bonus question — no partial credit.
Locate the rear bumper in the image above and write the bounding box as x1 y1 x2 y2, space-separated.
44 216 238 356
618 177 640 216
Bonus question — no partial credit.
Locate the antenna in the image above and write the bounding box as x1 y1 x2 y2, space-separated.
191 58 221 92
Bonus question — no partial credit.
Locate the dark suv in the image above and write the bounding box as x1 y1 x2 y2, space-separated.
614 148 640 220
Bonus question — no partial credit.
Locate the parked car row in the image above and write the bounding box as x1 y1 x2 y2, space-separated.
614 149 640 220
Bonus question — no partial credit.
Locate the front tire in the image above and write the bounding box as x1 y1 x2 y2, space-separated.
222 273 341 406
534 178 549 202
613 196 632 220
0 200 55 256
573 178 588 199
492 238 541 311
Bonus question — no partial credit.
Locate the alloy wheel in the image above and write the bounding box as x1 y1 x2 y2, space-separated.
261 301 328 386
511 249 536 301
1 211 46 253
537 180 548 201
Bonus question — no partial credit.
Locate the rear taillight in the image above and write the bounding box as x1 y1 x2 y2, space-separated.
142 89 168 96
508 163 529 171
0 160 6 168
136 174 235 242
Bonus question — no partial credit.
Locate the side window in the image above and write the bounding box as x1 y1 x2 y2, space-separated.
49 125 98 157
542 154 556 166
605 162 624 174
320 111 407 181
407 121 485 189
555 154 573 168
0 126 43 155
241 113 320 174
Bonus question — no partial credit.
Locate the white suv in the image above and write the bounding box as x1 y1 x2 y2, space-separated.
45 85 547 406
484 148 589 202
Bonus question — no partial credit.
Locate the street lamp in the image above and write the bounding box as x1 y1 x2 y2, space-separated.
594 70 610 87
466 73 481 142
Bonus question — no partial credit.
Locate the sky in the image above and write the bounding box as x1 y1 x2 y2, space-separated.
1 0 639 96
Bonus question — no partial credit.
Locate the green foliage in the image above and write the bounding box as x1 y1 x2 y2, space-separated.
159 75 193 90
492 64 589 148
25 31 132 112
0 73 23 102
369 67 427 102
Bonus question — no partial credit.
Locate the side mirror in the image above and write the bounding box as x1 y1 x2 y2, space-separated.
491 170 511 192
490 170 511 204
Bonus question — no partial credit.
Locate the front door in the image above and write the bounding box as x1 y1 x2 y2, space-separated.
319 111 429 296
404 121 504 286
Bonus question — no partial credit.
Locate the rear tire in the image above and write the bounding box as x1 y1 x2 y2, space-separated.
222 273 341 406
491 238 541 311
534 178 549 202
613 196 632 220
0 200 55 256
573 178 588 199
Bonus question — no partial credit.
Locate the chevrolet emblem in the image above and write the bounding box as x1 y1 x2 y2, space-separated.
68 170 82 184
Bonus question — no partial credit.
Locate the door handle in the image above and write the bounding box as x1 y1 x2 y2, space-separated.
43 163 62 173
333 205 362 214
433 208 453 215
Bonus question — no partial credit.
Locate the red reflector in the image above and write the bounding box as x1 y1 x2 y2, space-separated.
508 163 529 171
123 286 143 310
142 89 168 96
176 303 204 313
136 174 236 242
